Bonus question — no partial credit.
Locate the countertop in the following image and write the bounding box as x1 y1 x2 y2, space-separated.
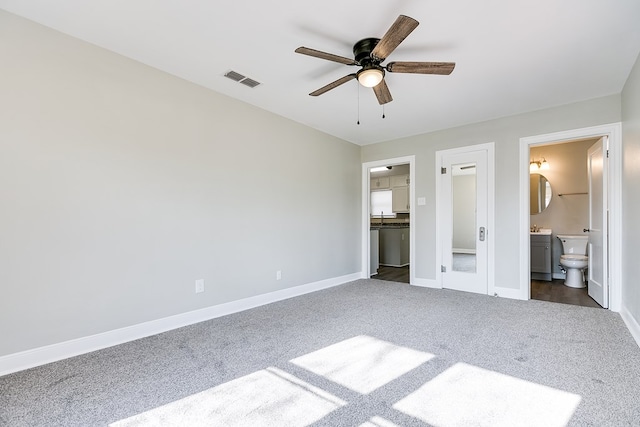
530 228 552 235
370 225 410 230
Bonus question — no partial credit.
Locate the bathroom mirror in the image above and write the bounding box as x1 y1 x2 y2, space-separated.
530 173 552 214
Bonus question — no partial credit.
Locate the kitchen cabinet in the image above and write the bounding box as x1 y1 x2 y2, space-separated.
392 186 409 212
391 174 410 187
371 176 390 189
531 234 552 281
370 229 379 276
391 174 410 213
379 227 409 267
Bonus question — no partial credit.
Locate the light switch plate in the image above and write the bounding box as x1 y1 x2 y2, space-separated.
417 197 426 206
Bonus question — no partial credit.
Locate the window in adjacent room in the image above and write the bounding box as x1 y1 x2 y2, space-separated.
370 190 396 217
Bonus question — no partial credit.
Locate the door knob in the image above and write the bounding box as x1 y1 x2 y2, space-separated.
583 228 590 232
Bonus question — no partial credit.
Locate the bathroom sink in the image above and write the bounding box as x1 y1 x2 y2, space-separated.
530 228 552 235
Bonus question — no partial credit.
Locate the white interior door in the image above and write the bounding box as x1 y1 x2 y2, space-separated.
440 149 488 294
587 137 608 308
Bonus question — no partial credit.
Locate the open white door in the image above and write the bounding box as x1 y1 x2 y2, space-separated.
587 137 608 308
440 149 488 294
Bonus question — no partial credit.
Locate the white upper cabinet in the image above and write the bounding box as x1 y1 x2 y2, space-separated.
370 176 390 190
391 174 410 187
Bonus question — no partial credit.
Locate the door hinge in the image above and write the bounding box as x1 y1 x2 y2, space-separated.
606 149 609 158
441 167 447 174
441 265 446 273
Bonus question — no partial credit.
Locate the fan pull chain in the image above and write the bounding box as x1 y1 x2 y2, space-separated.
357 85 360 125
382 105 385 119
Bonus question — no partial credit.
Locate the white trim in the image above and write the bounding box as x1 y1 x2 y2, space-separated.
493 286 527 300
519 123 623 311
362 156 416 285
0 272 360 377
620 306 640 349
435 142 495 295
412 277 441 288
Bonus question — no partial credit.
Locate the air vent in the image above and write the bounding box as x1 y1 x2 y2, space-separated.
224 70 245 82
240 78 260 88
224 70 261 88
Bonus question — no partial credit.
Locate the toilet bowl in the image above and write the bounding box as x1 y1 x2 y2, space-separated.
557 234 588 288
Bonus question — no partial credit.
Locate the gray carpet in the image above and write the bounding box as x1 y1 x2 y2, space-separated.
1 279 640 426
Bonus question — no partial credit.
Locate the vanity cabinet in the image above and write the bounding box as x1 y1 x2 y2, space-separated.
531 234 552 281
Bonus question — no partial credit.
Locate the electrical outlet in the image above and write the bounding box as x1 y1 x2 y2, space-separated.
276 270 282 280
195 279 205 293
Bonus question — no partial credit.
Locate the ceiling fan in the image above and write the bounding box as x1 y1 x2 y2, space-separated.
295 15 455 105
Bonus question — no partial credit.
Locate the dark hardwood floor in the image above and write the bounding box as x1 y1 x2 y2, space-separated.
373 265 409 283
374 268 602 309
531 278 602 308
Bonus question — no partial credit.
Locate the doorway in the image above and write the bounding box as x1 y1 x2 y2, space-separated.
519 123 622 312
528 138 603 308
362 156 415 284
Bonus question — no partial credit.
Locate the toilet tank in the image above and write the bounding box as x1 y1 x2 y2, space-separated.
556 234 588 255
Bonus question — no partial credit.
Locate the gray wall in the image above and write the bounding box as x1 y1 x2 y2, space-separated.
361 95 621 289
0 11 361 356
530 139 597 276
622 52 640 326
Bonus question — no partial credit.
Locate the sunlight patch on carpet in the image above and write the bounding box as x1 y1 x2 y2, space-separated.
393 362 581 427
110 367 345 427
290 335 434 394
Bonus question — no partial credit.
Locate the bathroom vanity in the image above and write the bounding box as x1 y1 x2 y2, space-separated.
530 229 552 281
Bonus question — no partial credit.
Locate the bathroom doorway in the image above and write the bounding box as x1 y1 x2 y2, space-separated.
519 124 622 312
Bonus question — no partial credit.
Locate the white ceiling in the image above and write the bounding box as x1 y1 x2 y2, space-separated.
2 0 639 145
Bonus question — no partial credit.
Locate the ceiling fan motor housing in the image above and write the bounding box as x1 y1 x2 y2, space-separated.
353 38 381 65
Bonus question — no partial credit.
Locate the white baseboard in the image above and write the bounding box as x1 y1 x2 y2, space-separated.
492 286 527 300
412 277 440 288
620 306 640 349
0 272 360 377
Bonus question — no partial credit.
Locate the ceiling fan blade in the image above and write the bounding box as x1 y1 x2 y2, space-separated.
370 15 419 61
309 74 357 96
386 61 456 75
295 47 358 66
372 79 393 105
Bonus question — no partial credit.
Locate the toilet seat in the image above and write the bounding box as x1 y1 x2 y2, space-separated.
560 254 588 261
560 254 588 269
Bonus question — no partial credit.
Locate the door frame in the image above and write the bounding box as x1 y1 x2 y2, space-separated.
519 123 622 311
435 142 496 294
360 155 416 285
361 155 416 284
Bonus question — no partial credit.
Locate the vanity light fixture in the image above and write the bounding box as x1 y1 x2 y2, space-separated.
529 158 550 172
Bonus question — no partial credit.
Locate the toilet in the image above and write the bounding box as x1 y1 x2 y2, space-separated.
557 234 588 288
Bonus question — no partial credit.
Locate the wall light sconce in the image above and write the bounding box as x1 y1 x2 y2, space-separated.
529 158 550 172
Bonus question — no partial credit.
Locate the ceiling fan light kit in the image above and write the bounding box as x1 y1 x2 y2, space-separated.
357 67 384 88
295 15 455 105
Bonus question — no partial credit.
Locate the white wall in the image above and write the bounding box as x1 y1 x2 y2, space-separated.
361 95 621 289
622 52 640 327
0 11 361 357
